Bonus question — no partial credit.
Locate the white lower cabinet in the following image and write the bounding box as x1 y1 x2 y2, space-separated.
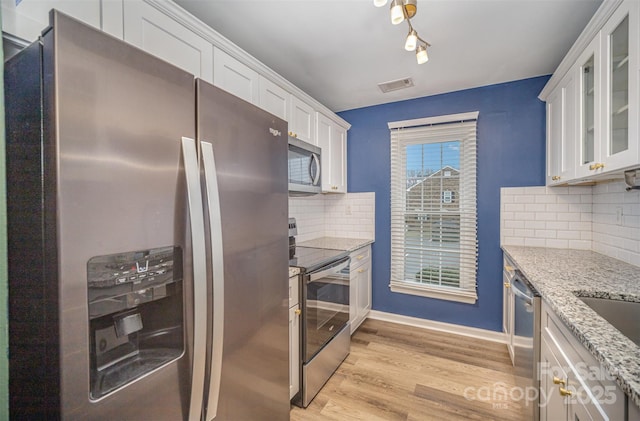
502 256 515 364
349 245 371 334
540 301 625 421
288 275 300 400
122 1 213 83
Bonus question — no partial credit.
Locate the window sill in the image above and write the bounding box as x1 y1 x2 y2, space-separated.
389 280 477 304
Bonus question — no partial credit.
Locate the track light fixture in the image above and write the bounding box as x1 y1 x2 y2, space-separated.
374 0 431 64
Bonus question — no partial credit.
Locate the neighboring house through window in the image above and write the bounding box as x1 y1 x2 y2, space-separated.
389 112 478 304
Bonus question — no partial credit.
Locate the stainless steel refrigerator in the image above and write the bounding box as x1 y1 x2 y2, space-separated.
5 11 289 420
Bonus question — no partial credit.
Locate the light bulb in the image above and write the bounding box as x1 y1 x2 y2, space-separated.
416 45 429 64
390 0 404 25
405 29 418 51
374 0 388 7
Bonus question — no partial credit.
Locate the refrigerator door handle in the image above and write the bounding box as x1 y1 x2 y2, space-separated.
201 141 225 421
181 137 208 421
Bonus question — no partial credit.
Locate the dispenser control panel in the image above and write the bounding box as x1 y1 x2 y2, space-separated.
87 246 183 319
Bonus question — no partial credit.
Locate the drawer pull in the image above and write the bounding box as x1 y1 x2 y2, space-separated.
553 376 565 386
504 265 514 271
357 255 364 260
358 269 364 273
589 162 605 170
504 282 511 288
294 308 301 316
559 387 572 397
551 175 561 181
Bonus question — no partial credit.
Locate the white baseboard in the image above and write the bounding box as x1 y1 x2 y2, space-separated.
367 310 507 344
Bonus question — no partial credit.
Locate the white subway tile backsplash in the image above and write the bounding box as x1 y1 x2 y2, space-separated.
501 180 640 267
289 192 375 242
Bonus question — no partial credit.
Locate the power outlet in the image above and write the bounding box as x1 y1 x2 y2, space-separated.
346 205 352 216
615 206 623 226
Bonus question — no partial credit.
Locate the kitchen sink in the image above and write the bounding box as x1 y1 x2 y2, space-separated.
576 296 640 346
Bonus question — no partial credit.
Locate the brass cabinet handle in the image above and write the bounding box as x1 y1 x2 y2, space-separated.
551 175 561 181
358 269 364 273
504 282 511 288
589 163 605 170
559 387 573 397
553 376 565 386
504 265 514 271
295 308 301 316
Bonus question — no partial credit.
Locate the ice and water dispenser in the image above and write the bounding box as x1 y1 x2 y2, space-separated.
87 246 184 399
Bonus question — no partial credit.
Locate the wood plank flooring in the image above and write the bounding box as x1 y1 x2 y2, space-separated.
290 319 529 421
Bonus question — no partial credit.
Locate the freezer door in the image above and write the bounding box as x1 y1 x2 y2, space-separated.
47 11 197 419
196 80 290 420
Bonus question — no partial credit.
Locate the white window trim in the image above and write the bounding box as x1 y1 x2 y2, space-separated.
388 112 478 304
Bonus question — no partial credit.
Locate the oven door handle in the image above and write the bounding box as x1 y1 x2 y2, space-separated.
308 256 350 283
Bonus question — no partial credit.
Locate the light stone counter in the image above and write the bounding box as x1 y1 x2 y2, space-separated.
502 245 640 407
297 237 373 253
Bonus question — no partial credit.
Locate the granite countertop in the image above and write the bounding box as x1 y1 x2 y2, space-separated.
297 237 373 253
502 245 640 407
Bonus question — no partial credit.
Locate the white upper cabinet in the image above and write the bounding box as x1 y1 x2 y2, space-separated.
599 0 639 171
1 0 113 41
542 0 640 185
258 76 290 122
213 47 260 105
123 1 213 83
289 96 316 145
547 70 577 185
316 113 347 193
575 34 601 179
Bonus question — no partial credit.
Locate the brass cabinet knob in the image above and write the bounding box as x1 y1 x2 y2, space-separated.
358 269 364 273
504 282 511 288
295 308 301 316
552 175 561 181
553 376 565 386
559 387 573 397
589 163 605 170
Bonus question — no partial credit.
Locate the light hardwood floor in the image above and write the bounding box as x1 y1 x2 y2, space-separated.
291 319 529 421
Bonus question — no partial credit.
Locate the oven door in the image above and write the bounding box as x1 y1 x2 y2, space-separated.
302 256 350 362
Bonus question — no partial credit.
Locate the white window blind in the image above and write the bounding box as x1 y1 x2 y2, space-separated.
389 112 478 304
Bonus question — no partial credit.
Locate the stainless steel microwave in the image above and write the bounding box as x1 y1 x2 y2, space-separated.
288 136 321 196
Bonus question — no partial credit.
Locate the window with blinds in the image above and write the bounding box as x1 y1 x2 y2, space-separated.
389 112 478 304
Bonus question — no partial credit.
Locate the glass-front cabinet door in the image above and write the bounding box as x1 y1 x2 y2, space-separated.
600 1 639 171
576 35 601 179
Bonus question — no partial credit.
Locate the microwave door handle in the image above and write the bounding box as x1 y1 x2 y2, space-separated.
201 141 225 421
310 153 321 186
181 137 207 421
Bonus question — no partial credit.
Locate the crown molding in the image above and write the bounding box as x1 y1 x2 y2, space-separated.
145 0 351 129
539 0 624 100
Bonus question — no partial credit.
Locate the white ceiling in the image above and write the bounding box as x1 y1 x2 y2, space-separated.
174 0 602 112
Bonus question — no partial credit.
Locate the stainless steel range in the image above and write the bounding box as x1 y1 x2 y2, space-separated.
289 219 351 408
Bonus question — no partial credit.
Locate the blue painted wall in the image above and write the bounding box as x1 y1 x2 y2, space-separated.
338 76 548 332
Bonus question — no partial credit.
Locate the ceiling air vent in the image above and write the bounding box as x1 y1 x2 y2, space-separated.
378 77 414 93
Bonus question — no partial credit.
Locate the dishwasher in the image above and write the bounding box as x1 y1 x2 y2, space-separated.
512 272 541 420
